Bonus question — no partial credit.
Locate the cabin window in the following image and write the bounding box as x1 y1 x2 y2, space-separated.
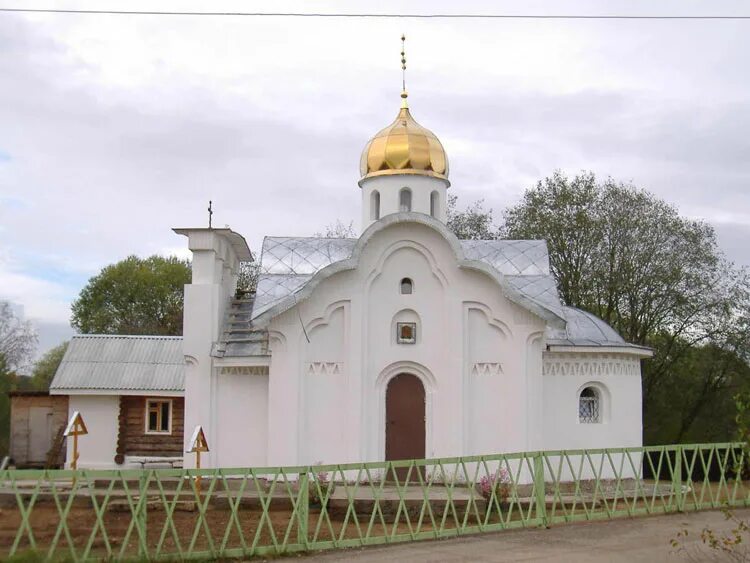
396 322 417 344
399 188 412 212
370 190 380 220
430 191 439 217
146 399 172 434
578 387 600 424
400 277 413 294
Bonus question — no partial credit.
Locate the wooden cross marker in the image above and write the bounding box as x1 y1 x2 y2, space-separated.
64 411 88 484
187 425 209 496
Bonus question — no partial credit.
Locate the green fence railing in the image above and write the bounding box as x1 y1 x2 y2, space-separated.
0 443 747 561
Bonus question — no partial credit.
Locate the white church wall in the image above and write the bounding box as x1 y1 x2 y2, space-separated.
65 395 119 469
183 282 221 468
267 315 304 466
180 229 242 469
301 303 349 464
542 352 643 481
266 219 549 468
465 304 514 456
268 283 360 466
363 236 457 460
214 370 269 467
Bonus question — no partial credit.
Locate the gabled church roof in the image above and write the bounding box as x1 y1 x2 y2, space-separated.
212 216 649 358
252 237 561 320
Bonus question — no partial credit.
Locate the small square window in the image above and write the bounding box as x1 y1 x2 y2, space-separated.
145 399 172 434
397 322 417 344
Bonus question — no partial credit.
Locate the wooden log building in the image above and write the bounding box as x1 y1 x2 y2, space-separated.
48 335 186 469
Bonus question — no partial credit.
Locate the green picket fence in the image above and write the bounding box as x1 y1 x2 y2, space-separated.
0 443 747 561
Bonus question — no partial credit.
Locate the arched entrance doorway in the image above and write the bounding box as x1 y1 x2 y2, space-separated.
385 373 425 479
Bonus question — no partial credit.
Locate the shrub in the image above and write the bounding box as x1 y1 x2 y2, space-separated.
478 467 511 504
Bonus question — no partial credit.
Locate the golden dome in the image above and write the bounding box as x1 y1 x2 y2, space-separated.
359 103 449 183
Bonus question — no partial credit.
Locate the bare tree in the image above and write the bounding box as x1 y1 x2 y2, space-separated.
236 260 260 297
315 220 357 238
0 301 37 371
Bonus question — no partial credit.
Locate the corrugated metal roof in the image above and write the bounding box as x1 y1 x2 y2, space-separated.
50 335 184 392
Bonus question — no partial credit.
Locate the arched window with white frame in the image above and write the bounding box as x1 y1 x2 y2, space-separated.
430 191 439 218
578 386 601 423
399 188 412 212
370 190 380 220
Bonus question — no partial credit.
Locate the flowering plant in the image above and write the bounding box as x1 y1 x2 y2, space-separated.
478 468 511 503
310 462 335 506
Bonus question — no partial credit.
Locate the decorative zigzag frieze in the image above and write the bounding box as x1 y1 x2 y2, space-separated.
471 362 504 376
219 366 269 376
543 354 640 377
306 362 343 376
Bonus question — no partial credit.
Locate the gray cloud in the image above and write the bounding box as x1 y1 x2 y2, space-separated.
1 1 749 358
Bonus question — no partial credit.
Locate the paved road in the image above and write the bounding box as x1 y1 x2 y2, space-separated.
302 509 750 562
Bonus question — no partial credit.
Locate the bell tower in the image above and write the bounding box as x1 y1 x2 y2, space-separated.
358 35 450 232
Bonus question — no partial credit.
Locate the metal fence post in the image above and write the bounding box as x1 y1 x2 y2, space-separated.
673 446 683 512
534 452 547 527
297 471 309 547
138 471 148 557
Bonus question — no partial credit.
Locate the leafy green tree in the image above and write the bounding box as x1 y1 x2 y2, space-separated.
502 171 600 307
502 171 750 444
446 194 499 240
646 336 750 444
30 342 68 391
71 255 191 335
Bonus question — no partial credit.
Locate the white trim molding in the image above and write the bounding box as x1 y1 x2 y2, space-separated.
50 389 184 397
218 366 270 376
305 362 343 375
470 362 504 376
145 398 173 435
543 353 641 377
547 345 653 358
213 356 271 368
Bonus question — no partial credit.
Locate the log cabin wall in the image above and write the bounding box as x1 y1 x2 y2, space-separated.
116 396 185 460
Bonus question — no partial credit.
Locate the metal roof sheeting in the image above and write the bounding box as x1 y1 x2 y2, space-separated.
252 236 558 321
460 239 550 276
50 335 185 392
545 306 649 351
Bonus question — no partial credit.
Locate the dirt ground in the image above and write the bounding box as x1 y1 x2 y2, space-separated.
0 480 743 560
307 508 750 562
0 499 491 559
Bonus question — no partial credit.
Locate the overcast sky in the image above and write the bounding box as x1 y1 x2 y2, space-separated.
1 0 749 359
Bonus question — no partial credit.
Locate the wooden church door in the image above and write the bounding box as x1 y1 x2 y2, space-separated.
385 374 425 480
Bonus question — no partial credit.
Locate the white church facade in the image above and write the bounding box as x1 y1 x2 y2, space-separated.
50 88 651 470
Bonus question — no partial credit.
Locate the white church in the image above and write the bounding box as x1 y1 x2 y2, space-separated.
50 69 651 470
